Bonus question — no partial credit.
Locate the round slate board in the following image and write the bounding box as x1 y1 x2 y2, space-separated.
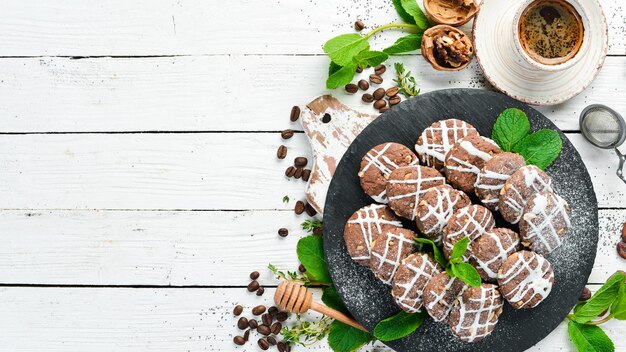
323 88 598 352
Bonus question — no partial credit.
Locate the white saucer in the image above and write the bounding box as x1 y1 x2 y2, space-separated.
473 0 608 105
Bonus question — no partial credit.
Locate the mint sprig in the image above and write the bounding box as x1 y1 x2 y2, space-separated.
568 321 615 352
296 235 333 284
328 320 373 352
414 237 446 268
374 310 427 341
446 237 482 287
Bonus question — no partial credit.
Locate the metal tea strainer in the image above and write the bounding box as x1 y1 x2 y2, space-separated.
580 104 626 184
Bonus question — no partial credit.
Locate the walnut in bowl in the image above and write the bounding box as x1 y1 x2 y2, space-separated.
423 0 479 26
421 25 474 71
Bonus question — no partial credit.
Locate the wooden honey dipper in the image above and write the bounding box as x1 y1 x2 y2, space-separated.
274 281 367 332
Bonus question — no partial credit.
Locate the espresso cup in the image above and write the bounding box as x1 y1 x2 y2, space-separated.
513 0 590 72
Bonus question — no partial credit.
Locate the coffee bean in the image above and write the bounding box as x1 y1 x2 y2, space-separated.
250 271 260 280
256 287 265 296
249 319 258 329
579 287 592 301
247 280 259 292
268 306 279 316
252 305 267 315
277 145 287 159
374 64 386 75
262 313 272 326
233 305 243 316
305 203 317 217
294 167 303 179
278 228 288 237
373 88 385 100
356 66 363 73
243 329 250 341
267 336 277 346
373 99 387 110
234 336 245 346
302 169 311 182
298 264 306 273
379 107 391 113
258 338 270 350
354 20 365 31
617 241 626 260
622 222 626 242
285 166 296 178
294 201 305 215
313 227 323 236
322 113 332 123
271 322 282 335
237 317 249 330
600 308 609 317
278 341 289 352
257 325 271 336
358 79 369 90
386 86 399 97
388 95 401 106
294 157 308 167
290 106 301 122
275 311 288 322
369 74 383 84
345 83 358 94
362 93 374 103
281 129 294 139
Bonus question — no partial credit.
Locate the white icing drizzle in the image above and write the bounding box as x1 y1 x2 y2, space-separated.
522 192 571 254
388 166 445 220
372 231 415 285
472 230 520 280
347 204 403 261
452 285 503 342
499 251 554 308
501 166 553 224
444 205 495 255
445 137 497 177
414 119 475 168
425 275 464 322
418 186 467 243
394 253 440 313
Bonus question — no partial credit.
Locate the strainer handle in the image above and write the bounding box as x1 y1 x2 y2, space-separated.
616 148 626 185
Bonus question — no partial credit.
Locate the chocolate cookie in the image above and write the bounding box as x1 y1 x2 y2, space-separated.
475 152 526 210
498 251 554 309
423 272 467 322
519 192 571 255
370 228 416 285
386 165 446 220
470 228 520 282
358 143 418 203
444 135 501 193
442 204 496 259
344 204 403 266
448 284 504 343
414 119 479 170
391 253 442 313
416 185 471 244
499 165 553 224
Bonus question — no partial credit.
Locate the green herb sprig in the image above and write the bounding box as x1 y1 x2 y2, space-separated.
415 236 481 287
393 62 420 98
302 219 323 234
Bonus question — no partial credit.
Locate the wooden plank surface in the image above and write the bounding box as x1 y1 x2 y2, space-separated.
0 55 624 132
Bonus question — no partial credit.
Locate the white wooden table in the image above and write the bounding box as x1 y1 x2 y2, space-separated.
0 1 624 351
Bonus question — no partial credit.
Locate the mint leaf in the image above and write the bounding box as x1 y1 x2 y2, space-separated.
567 321 615 352
326 62 358 89
383 33 423 54
399 0 430 29
323 34 369 67
414 237 447 268
450 237 469 262
445 265 455 278
329 61 342 76
328 320 372 352
610 281 626 320
513 129 563 170
322 286 350 315
451 262 481 287
573 271 626 323
296 236 332 284
491 108 531 151
354 50 388 67
392 0 417 24
374 310 427 341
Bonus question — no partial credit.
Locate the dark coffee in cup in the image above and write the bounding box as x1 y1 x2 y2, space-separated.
518 0 584 66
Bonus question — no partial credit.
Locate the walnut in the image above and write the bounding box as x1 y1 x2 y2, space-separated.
423 0 480 26
421 25 474 71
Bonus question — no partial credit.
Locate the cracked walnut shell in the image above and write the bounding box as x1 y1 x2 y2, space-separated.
423 0 479 26
421 25 474 71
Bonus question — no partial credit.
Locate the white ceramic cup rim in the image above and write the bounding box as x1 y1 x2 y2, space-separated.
512 0 590 72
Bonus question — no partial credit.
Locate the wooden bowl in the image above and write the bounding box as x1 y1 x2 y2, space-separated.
423 0 480 26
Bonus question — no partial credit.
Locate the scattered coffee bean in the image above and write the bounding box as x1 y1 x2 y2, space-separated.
622 222 626 242
354 20 365 31
276 311 289 322
369 74 383 84
600 308 609 317
373 88 385 100
313 227 323 236
373 99 387 110
250 271 260 280
237 317 249 330
257 324 271 336
277 145 288 159
345 83 358 94
386 86 399 97
356 66 363 73
579 287 592 301
256 287 265 296
252 305 267 315
305 203 317 217
281 129 294 140
243 329 250 341
247 280 260 292
302 169 311 182
278 228 288 237
233 304 243 316
258 338 270 350
358 79 369 90
298 264 306 273
271 322 282 335
278 341 290 352
374 64 386 75
294 157 308 167
290 106 301 122
362 93 374 103
268 306 279 316
617 241 626 260
234 336 246 346
285 166 296 178
379 107 391 113
267 336 277 346
388 95 401 106
262 313 272 326
294 167 303 179
295 201 305 215
249 319 259 329
322 113 332 123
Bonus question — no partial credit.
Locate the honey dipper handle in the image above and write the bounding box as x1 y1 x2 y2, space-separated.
310 301 368 332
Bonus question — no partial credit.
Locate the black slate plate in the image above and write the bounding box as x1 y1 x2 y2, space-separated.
323 89 598 352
